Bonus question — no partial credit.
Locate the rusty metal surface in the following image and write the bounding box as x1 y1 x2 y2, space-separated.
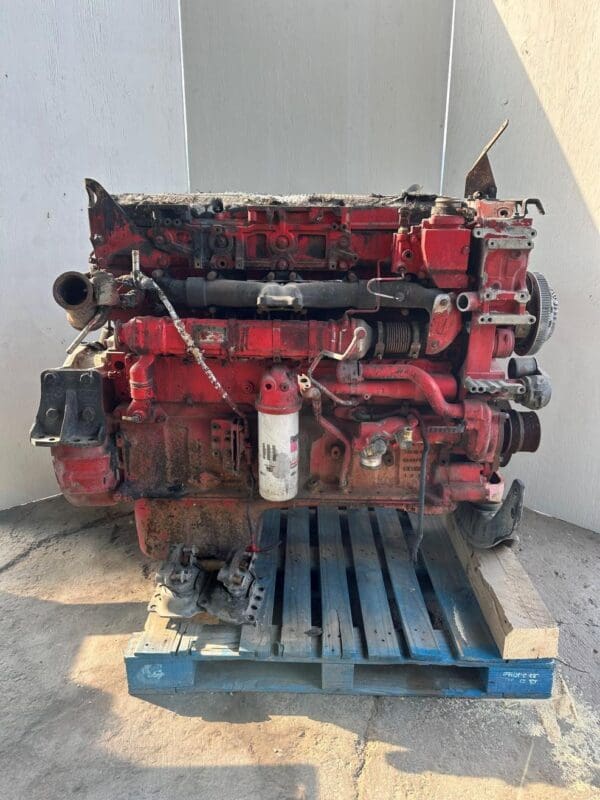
464 120 508 199
33 135 557 557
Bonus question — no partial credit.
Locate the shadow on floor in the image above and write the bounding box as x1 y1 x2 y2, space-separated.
1 496 598 798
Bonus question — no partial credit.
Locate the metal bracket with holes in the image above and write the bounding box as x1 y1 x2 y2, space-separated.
30 369 106 447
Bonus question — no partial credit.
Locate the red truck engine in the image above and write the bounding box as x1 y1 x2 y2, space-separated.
32 139 557 617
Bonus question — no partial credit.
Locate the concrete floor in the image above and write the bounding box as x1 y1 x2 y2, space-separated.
0 497 598 800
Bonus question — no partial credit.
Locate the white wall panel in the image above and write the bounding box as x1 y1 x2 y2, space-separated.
0 0 188 508
444 1 600 530
181 0 453 195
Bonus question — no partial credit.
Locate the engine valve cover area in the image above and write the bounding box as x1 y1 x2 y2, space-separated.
33 162 557 564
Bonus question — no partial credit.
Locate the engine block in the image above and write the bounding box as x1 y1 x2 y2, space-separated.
32 148 557 558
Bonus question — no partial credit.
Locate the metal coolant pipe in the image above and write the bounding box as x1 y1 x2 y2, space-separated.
323 379 458 405
332 363 461 416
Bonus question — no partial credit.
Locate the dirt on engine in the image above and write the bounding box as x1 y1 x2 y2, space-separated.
32 127 558 559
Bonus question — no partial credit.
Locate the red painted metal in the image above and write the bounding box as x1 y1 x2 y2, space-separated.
256 367 301 415
354 363 464 417
117 317 370 360
37 185 552 557
52 443 119 506
392 211 472 287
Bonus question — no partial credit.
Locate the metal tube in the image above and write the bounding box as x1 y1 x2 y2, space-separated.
456 292 479 312
354 364 462 417
323 380 459 407
325 374 457 403
306 388 352 489
53 271 99 330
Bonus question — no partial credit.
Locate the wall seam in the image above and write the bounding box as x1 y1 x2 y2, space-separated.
177 0 191 191
439 0 456 194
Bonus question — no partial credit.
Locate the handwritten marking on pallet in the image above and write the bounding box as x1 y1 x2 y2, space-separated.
375 508 441 661
486 665 554 697
447 515 559 659
318 506 358 660
413 514 497 661
347 508 401 660
281 507 313 658
239 509 280 658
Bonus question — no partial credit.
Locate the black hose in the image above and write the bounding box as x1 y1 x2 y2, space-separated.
157 276 442 311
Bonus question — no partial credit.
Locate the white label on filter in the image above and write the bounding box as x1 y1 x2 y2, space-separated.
258 411 299 501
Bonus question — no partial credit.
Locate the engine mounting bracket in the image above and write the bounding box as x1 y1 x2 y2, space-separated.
31 368 106 447
452 478 525 548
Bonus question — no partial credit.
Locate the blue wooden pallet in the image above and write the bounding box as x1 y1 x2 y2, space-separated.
125 507 554 698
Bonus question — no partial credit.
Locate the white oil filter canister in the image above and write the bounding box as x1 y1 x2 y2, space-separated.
256 367 301 501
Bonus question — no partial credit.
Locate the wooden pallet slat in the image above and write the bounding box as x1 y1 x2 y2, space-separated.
183 623 241 658
280 507 313 658
317 506 358 660
347 507 401 661
447 515 559 659
133 613 182 656
238 509 281 658
375 507 442 661
413 514 497 661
